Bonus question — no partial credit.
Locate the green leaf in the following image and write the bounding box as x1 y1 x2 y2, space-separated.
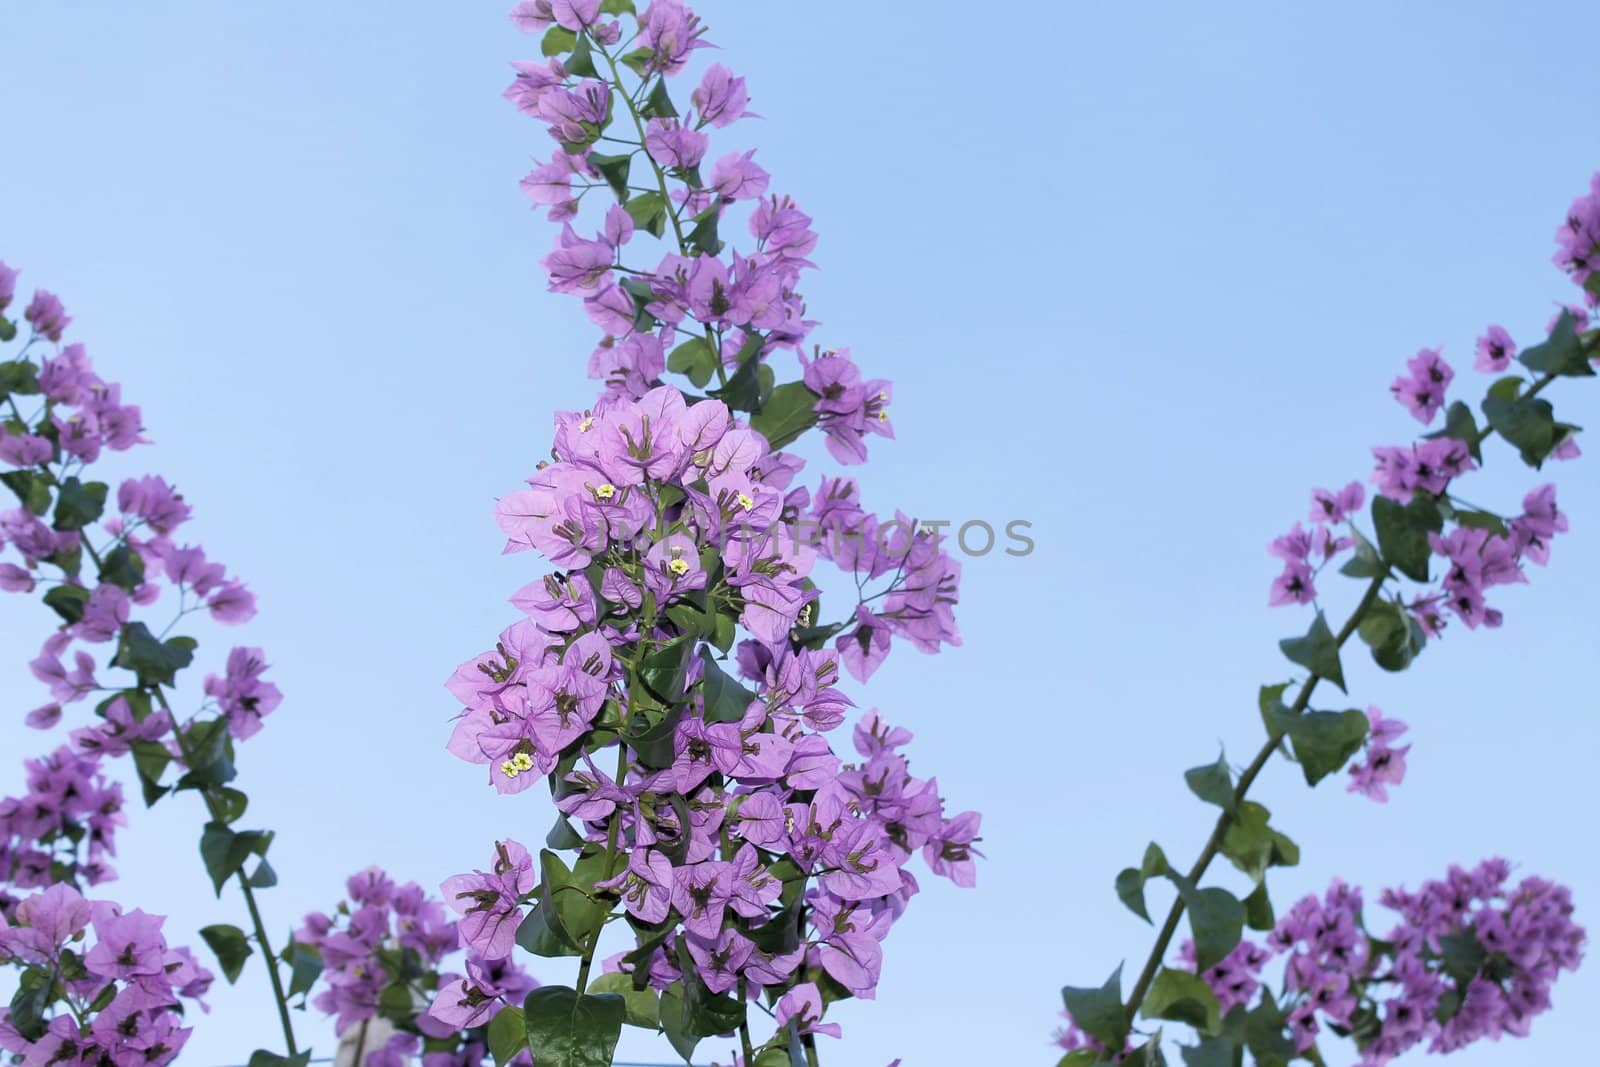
641 79 677 119
749 381 819 452
0 317 14 343
1242 880 1275 932
112 622 196 688
249 858 278 888
177 718 237 789
131 740 172 805
522 985 625 1067
1519 309 1595 378
1278 708 1369 786
42 583 92 624
1277 611 1346 692
667 337 717 389
638 637 693 704
1122 1038 1171 1067
9 967 54 1041
599 0 636 13
687 206 722 255
541 26 578 56
623 191 668 237
1482 390 1562 467
658 983 699 1062
514 905 580 958
1115 842 1169 923
588 151 631 200
0 358 41 396
1180 1036 1242 1067
1425 400 1483 463
200 924 253 984
1338 527 1385 578
1184 752 1235 814
198 822 272 896
215 786 249 823
547 815 587 851
623 698 684 771
1143 968 1222 1035
488 1004 529 1066
1226 997 1294 1067
1 469 52 515
97 544 146 592
1166 875 1244 972
680 967 745 1036
1371 493 1437 583
282 941 323 999
52 477 107 531
246 1052 312 1067
526 852 589 956
698 647 756 723
619 47 654 76
1356 598 1425 672
87 975 115 1011
1219 801 1299 882
1060 965 1129 1053
707 333 766 412
587 972 662 1030
1452 508 1508 535
1057 1053 1100 1067
1437 927 1488 984
565 32 598 77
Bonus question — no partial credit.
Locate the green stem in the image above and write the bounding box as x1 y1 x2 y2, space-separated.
351 1019 370 1066
239 870 300 1056
574 949 596 999
160 689 300 1056
1120 572 1389 1025
1122 367 1573 1024
737 980 756 1064
595 39 728 389
802 1033 821 1067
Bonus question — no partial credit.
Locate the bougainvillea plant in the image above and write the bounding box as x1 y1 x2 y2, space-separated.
1052 181 1599 1064
424 1 977 1064
0 261 292 1064
0 4 1590 1067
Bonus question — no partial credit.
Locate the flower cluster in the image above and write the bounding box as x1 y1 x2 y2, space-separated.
0 883 214 1066
295 866 534 1067
1058 174 1598 1067
0 261 283 891
1553 174 1600 304
433 5 978 1061
1389 347 1453 425
1 262 297 1063
506 0 903 474
1344 707 1408 803
1177 862 1586 1065
1375 860 1584 1058
0 747 125 911
1269 247 1589 637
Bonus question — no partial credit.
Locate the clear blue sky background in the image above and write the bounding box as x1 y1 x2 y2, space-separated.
2 2 1597 1065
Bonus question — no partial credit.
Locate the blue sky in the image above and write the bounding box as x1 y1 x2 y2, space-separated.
2 2 1597 1065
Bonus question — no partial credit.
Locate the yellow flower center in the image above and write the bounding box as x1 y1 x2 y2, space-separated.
500 760 520 779
578 416 594 432
668 558 690 577
512 752 535 772
735 492 754 511
594 483 617 501
877 408 889 422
